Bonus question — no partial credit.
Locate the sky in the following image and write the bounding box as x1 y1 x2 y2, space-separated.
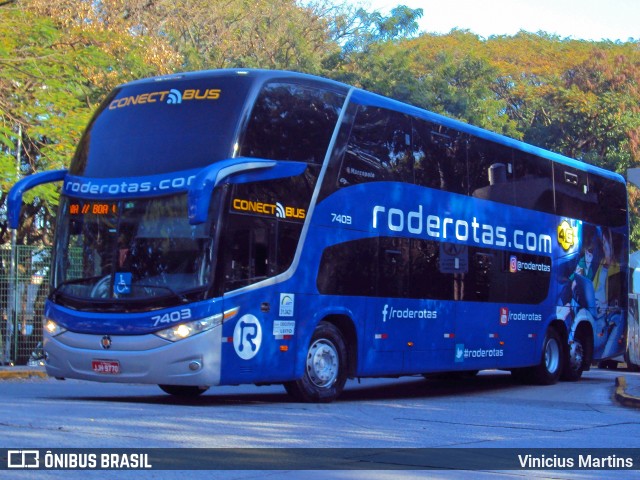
358 0 639 42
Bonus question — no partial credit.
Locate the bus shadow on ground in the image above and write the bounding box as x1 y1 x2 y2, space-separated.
341 371 520 402
59 370 540 407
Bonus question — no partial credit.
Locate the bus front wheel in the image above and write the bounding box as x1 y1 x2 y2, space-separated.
284 322 348 403
159 385 209 397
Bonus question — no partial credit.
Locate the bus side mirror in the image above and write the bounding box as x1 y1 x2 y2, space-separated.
8 169 68 229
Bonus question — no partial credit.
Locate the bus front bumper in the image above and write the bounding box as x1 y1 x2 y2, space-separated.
42 327 222 386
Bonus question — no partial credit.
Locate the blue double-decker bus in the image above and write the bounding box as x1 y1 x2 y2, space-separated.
9 69 628 402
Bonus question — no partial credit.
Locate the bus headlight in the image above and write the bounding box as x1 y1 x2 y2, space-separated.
44 319 67 337
154 314 222 342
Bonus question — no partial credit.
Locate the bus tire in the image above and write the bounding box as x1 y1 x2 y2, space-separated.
284 322 348 403
624 351 640 372
159 385 209 397
509 367 529 383
531 328 563 385
598 359 618 369
562 326 589 381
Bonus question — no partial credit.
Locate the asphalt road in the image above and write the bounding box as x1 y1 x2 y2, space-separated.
1 369 640 479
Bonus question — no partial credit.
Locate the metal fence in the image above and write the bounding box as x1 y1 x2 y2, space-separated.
0 245 51 366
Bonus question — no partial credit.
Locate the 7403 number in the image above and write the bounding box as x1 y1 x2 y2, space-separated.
152 308 192 327
331 213 352 225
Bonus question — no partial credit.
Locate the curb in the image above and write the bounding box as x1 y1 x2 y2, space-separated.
615 376 640 408
0 368 48 380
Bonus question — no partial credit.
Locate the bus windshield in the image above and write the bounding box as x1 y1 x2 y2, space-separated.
52 194 214 310
70 74 253 177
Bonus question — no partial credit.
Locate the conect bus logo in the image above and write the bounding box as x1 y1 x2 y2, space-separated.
167 89 182 104
108 88 221 110
232 198 306 220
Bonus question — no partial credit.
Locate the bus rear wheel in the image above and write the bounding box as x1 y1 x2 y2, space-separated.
531 328 563 385
562 326 590 381
512 328 563 385
624 351 640 372
159 385 209 397
284 322 348 403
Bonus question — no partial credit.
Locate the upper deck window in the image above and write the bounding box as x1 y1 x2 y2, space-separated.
240 82 345 164
338 106 412 186
70 75 253 177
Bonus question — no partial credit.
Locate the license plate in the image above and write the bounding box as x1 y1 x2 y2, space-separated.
92 359 121 375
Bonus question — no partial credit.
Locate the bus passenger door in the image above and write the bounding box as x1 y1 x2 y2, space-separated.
219 206 306 384
217 214 271 383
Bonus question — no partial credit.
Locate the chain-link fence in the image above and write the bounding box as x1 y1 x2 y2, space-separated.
0 245 51 366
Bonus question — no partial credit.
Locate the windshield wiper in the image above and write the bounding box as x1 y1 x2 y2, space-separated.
50 275 210 310
50 275 107 301
126 283 190 304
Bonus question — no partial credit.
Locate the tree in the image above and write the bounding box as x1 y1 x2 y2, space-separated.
0 1 179 245
4 2 640 251
338 4 423 54
342 29 519 137
523 50 640 172
81 0 341 73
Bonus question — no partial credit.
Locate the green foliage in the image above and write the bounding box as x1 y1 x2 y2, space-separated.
1 1 640 250
0 2 179 245
338 4 423 54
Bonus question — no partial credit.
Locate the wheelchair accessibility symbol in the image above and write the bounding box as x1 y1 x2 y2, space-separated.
233 314 263 360
114 272 132 295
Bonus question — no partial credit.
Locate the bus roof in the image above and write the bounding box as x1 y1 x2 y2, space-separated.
121 68 350 92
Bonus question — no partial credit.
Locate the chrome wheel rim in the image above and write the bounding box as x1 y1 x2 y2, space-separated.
306 339 339 388
569 341 584 372
545 337 561 374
